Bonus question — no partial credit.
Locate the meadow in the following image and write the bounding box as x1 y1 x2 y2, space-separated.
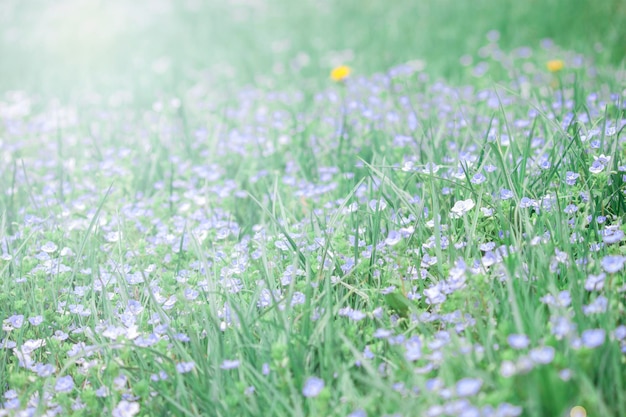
1 1 626 416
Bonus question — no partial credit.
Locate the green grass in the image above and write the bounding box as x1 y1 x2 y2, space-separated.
1 1 626 416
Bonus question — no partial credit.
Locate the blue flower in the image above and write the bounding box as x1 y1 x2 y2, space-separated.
529 346 555 364
565 171 579 185
581 329 606 348
176 361 195 374
507 334 530 349
404 336 422 361
601 226 624 244
456 377 483 397
499 189 514 200
302 376 325 398
589 159 606 174
584 273 606 291
385 230 402 246
55 375 75 393
582 296 608 315
220 359 240 370
601 255 625 273
471 172 486 184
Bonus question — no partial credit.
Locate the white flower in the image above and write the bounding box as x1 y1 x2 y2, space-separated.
450 199 476 218
112 400 140 417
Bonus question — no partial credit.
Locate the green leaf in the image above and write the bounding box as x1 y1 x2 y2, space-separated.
383 291 412 316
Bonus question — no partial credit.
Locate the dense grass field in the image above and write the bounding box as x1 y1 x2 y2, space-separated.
1 1 626 416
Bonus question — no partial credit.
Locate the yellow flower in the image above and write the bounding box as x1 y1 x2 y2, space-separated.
546 59 565 73
330 65 351 82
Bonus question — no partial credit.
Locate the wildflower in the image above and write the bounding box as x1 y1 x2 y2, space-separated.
589 159 606 174
404 336 422 361
584 273 605 291
546 59 564 73
559 369 572 381
582 296 608 315
40 241 58 253
487 30 500 42
385 230 402 246
183 288 199 301
150 371 168 382
538 159 551 170
529 346 555 364
594 154 611 165
427 404 444 416
500 361 516 378
373 328 393 338
53 330 69 341
380 286 396 295
581 328 605 348
330 65 351 82
113 374 128 390
456 378 483 397
60 247 74 256
348 310 366 321
95 386 110 397
112 400 140 417
55 375 75 393
550 316 576 339
34 363 55 377
565 171 579 186
601 226 624 244
175 361 195 374
3 397 19 410
570 406 586 417
507 334 530 349
20 339 46 354
446 399 473 415
72 399 86 411
3 314 24 331
540 290 571 307
615 326 626 341
423 162 440 174
262 363 271 375
4 390 17 400
471 172 486 184
450 199 475 218
496 403 523 417
601 255 625 273
368 199 387 211
302 376 325 397
563 204 578 214
520 197 537 210
515 355 535 374
220 359 240 370
499 189 514 200
424 284 446 305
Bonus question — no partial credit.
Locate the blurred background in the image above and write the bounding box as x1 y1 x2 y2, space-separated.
1 0 625 98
